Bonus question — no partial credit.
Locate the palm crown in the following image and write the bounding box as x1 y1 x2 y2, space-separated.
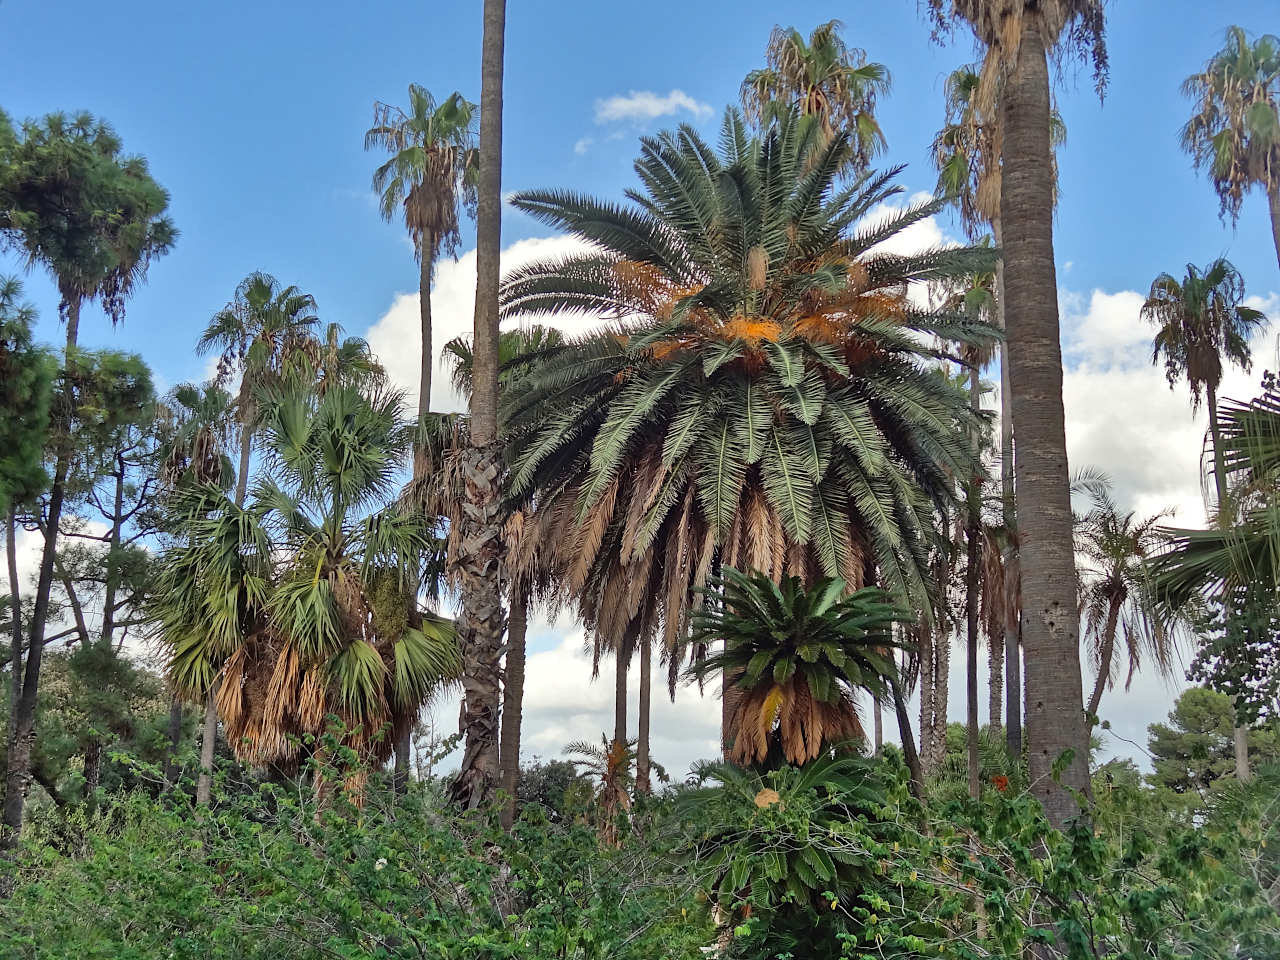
690 567 906 768
501 109 995 671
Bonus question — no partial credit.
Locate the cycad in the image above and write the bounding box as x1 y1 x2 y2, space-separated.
689 567 907 768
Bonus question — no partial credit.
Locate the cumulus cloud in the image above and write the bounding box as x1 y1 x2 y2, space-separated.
594 89 712 125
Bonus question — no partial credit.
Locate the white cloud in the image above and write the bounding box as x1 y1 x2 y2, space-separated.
594 89 711 125
364 235 599 414
572 137 594 156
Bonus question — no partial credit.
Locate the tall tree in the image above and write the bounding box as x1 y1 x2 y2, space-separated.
501 109 994 775
194 272 318 803
1182 27 1280 272
741 19 890 163
0 111 173 843
451 0 508 810
364 86 478 418
1143 258 1265 781
924 0 1107 828
1073 475 1181 727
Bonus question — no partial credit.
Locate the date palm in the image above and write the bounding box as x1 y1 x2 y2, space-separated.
1074 477 1181 727
153 382 456 794
501 108 993 764
563 734 635 845
1182 27 1280 271
923 0 1107 827
741 19 890 164
689 568 908 773
364 86 478 418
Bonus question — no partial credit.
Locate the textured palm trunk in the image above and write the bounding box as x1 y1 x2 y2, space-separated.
451 0 507 812
1268 182 1280 275
613 645 628 748
721 658 743 761
164 694 183 785
996 220 1021 756
966 366 982 800
891 679 925 802
418 238 435 414
636 633 651 794
1000 16 1090 827
917 629 934 772
872 694 883 752
499 585 527 827
1206 382 1252 783
927 624 951 772
1085 599 1120 726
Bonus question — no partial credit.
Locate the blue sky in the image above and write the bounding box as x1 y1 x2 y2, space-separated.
4 0 1279 772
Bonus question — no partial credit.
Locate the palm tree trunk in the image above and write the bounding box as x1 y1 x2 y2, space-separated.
872 694 883 751
1207 382 1252 783
1268 182 1280 275
890 679 925 803
1085 600 1120 726
613 645 628 748
450 0 507 812
637 632 651 794
419 240 435 414
1000 15 1090 827
917 628 934 771
996 219 1022 759
966 365 981 800
931 623 951 771
721 657 742 761
499 584 527 827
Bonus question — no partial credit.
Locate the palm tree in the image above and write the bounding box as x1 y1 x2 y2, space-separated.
153 383 457 796
193 271 318 803
741 20 890 163
563 734 635 846
923 0 1107 828
436 324 564 824
500 109 994 771
1182 27 1280 271
690 568 907 772
1143 259 1267 508
364 86 478 417
932 63 1066 760
451 0 508 811
1145 258 1267 784
1074 476 1181 727
0 112 175 842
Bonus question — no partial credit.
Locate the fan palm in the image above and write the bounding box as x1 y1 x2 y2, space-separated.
1143 258 1267 508
153 383 457 795
563 734 635 845
364 86 478 417
923 0 1107 827
689 567 906 771
741 20 890 164
1182 27 1280 271
1074 478 1181 727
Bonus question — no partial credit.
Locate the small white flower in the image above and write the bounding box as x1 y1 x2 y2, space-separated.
374 857 388 871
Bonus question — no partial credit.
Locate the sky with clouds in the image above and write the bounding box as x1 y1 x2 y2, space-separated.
3 0 1278 778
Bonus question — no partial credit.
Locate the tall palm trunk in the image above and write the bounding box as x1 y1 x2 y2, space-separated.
499 585 526 828
1001 351 1023 758
872 694 883 751
1085 598 1120 725
1206 381 1252 783
890 679 925 802
636 633 651 794
3 298 79 848
1268 183 1280 275
451 0 507 810
83 455 127 793
1000 16 1090 827
917 629 934 770
613 645 628 747
164 694 183 785
966 364 981 800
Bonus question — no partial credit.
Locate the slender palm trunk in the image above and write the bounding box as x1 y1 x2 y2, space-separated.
637 633 651 794
1207 382 1252 783
966 365 982 800
917 629 934 771
1268 183 1280 275
83 455 127 794
930 623 951 771
891 679 925 803
499 585 526 828
872 694 883 752
996 219 1021 757
1000 17 1090 826
613 645 628 748
450 0 507 812
1085 600 1120 726
418 240 435 414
